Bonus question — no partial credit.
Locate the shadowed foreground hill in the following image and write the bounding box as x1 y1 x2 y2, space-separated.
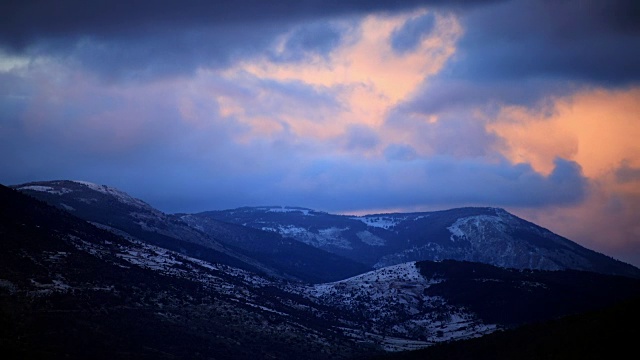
0 184 369 359
373 295 640 360
13 180 371 283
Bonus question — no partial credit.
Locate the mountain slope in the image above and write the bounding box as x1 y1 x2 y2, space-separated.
415 260 640 327
178 212 371 283
4 183 640 358
287 259 640 352
0 184 371 359
374 295 640 360
13 180 369 283
288 262 497 352
204 206 640 278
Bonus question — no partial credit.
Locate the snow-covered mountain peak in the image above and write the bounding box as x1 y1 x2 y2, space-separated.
15 184 73 195
14 180 156 213
71 180 153 210
256 206 316 216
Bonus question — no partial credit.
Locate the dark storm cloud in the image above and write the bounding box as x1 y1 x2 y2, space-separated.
0 0 499 48
20 23 290 81
451 0 640 85
397 0 640 118
1 0 501 79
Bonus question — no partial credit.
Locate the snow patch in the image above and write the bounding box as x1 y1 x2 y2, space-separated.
17 185 72 195
447 215 507 242
352 215 406 229
261 206 314 216
318 227 352 249
265 225 353 249
290 262 497 347
356 231 386 246
72 180 152 210
60 203 75 211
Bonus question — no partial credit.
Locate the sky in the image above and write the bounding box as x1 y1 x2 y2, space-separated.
1 0 640 266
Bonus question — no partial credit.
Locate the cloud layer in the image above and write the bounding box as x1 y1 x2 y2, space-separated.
2 0 639 266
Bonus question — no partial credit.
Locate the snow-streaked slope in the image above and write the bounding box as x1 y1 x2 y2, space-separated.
16 180 371 283
15 185 73 195
210 206 640 278
260 224 354 249
14 181 301 280
289 262 498 351
260 206 315 216
71 180 156 210
71 232 275 298
351 215 408 229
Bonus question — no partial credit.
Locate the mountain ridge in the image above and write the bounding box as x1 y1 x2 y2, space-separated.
13 180 640 279
4 182 640 358
12 180 371 283
199 205 640 278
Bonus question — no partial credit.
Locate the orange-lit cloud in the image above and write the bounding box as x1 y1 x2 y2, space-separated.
489 87 640 265
3 0 638 270
220 9 462 145
489 88 640 178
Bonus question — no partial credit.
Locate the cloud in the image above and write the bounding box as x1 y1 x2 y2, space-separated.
342 124 380 151
269 21 348 63
390 11 436 53
2 1 640 267
1 0 499 43
616 161 640 184
486 86 640 267
385 108 500 158
394 0 640 126
268 155 588 213
451 0 640 85
514 185 640 270
488 87 640 177
401 77 577 116
0 0 496 80
384 144 418 161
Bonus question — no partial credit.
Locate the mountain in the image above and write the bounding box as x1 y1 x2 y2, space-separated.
13 180 370 283
0 184 369 359
201 206 640 278
178 212 371 283
4 182 640 358
375 295 640 360
18 181 638 280
286 259 640 352
287 261 498 352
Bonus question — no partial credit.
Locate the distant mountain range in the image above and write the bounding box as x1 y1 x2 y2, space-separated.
15 180 640 279
4 180 640 358
197 205 640 278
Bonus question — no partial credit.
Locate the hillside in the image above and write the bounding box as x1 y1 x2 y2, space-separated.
5 181 640 358
199 206 640 278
